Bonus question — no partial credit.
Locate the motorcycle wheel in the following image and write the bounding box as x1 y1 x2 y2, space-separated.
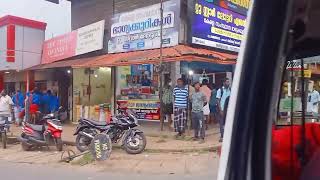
56 138 63 151
123 132 147 154
1 132 7 149
76 134 91 152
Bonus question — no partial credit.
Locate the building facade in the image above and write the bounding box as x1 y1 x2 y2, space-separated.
0 15 46 93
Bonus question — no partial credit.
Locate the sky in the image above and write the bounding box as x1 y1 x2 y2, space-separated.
0 0 71 39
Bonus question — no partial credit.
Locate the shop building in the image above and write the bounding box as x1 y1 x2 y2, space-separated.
36 0 247 122
0 15 46 93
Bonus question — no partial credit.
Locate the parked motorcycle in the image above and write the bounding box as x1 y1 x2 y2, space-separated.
0 117 9 149
17 109 64 151
74 110 147 154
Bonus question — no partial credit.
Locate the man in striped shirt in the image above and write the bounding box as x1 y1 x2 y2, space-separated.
173 78 189 137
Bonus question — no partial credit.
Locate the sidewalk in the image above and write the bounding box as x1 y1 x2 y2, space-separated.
9 121 221 153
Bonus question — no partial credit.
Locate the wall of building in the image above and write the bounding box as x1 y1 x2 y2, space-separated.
0 25 45 71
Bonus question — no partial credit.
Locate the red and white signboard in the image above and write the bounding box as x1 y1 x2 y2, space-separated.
42 20 105 64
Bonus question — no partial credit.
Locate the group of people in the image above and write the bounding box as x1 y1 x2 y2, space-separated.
0 88 60 127
163 77 231 143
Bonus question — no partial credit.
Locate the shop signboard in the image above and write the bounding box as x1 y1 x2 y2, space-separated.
42 20 105 64
117 100 161 120
191 0 247 52
108 0 180 53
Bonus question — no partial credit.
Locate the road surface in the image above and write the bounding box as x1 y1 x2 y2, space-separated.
0 160 217 180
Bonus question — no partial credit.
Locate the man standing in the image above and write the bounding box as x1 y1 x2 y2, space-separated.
216 78 231 142
0 90 14 130
200 79 212 129
162 78 173 130
12 90 24 126
307 81 320 117
173 78 188 138
191 82 207 143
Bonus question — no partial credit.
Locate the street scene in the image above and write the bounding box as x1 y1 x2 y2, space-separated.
0 0 247 179
2 0 320 180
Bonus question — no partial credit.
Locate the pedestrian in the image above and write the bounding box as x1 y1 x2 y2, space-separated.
42 90 51 114
0 90 14 131
162 78 173 130
209 83 218 124
191 82 207 143
200 79 212 129
173 78 188 138
307 80 320 115
29 88 41 123
50 91 60 113
12 90 24 126
216 78 231 142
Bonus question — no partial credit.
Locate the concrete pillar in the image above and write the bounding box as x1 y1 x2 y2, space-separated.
25 71 35 92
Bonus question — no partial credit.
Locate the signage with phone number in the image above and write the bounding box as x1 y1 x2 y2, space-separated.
191 0 247 52
117 100 160 121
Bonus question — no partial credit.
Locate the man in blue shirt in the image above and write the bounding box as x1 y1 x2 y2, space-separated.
216 78 231 142
49 91 60 113
12 90 24 125
173 78 188 137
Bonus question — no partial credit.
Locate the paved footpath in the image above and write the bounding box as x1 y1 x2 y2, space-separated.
9 122 222 152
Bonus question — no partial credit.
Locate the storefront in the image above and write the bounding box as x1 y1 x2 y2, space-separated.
75 45 237 122
277 56 320 125
72 67 113 122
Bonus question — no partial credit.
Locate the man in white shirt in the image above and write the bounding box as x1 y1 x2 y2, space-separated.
307 87 320 115
0 90 14 127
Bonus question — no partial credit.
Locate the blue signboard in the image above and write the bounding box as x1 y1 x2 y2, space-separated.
191 0 247 52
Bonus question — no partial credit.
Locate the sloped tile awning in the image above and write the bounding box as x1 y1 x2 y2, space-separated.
26 56 99 70
73 45 237 68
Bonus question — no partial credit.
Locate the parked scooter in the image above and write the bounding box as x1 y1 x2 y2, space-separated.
74 110 146 154
0 117 9 149
17 107 64 151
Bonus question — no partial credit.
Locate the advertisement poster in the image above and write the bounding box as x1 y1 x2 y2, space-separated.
108 0 180 53
191 0 247 52
117 65 157 100
42 20 105 64
117 100 160 120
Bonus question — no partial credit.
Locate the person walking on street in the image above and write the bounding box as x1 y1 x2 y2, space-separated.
200 79 212 129
173 78 188 138
191 82 207 143
209 83 218 124
0 90 14 131
216 78 231 142
162 78 174 130
12 90 24 126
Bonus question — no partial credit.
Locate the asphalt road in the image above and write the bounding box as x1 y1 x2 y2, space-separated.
0 160 217 180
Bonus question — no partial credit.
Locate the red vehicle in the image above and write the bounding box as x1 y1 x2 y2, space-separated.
17 114 63 151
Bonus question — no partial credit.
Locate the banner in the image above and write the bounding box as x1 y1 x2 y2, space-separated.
108 0 180 53
42 20 105 64
117 100 160 120
191 0 247 52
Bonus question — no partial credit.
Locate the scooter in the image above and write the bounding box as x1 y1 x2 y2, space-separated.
17 117 63 151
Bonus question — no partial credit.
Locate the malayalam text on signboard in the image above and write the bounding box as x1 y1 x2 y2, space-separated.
191 0 247 52
108 0 180 53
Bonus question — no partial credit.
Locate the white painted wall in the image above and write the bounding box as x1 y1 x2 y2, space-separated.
0 25 45 71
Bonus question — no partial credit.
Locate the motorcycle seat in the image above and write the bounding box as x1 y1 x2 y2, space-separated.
27 124 45 132
81 118 108 126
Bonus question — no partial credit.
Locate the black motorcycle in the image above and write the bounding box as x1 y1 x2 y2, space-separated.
74 110 147 154
0 117 9 149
